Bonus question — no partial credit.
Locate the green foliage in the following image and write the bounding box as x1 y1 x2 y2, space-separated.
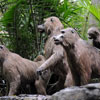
57 0 89 40
1 4 16 27
76 0 100 39
0 0 60 59
79 0 100 22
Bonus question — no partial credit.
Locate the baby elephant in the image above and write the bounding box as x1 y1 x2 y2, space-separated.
88 27 100 49
53 28 100 86
0 45 50 95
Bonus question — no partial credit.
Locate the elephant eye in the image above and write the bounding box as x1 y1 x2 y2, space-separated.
94 31 99 35
50 18 54 22
0 46 3 50
61 35 64 38
61 31 65 34
71 30 75 34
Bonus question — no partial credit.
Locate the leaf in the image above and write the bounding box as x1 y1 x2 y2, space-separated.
79 0 100 22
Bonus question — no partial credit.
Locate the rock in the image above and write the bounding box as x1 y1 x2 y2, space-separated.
0 95 51 100
0 83 100 100
50 83 100 100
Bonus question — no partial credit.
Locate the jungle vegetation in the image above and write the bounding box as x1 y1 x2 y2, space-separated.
0 0 100 96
